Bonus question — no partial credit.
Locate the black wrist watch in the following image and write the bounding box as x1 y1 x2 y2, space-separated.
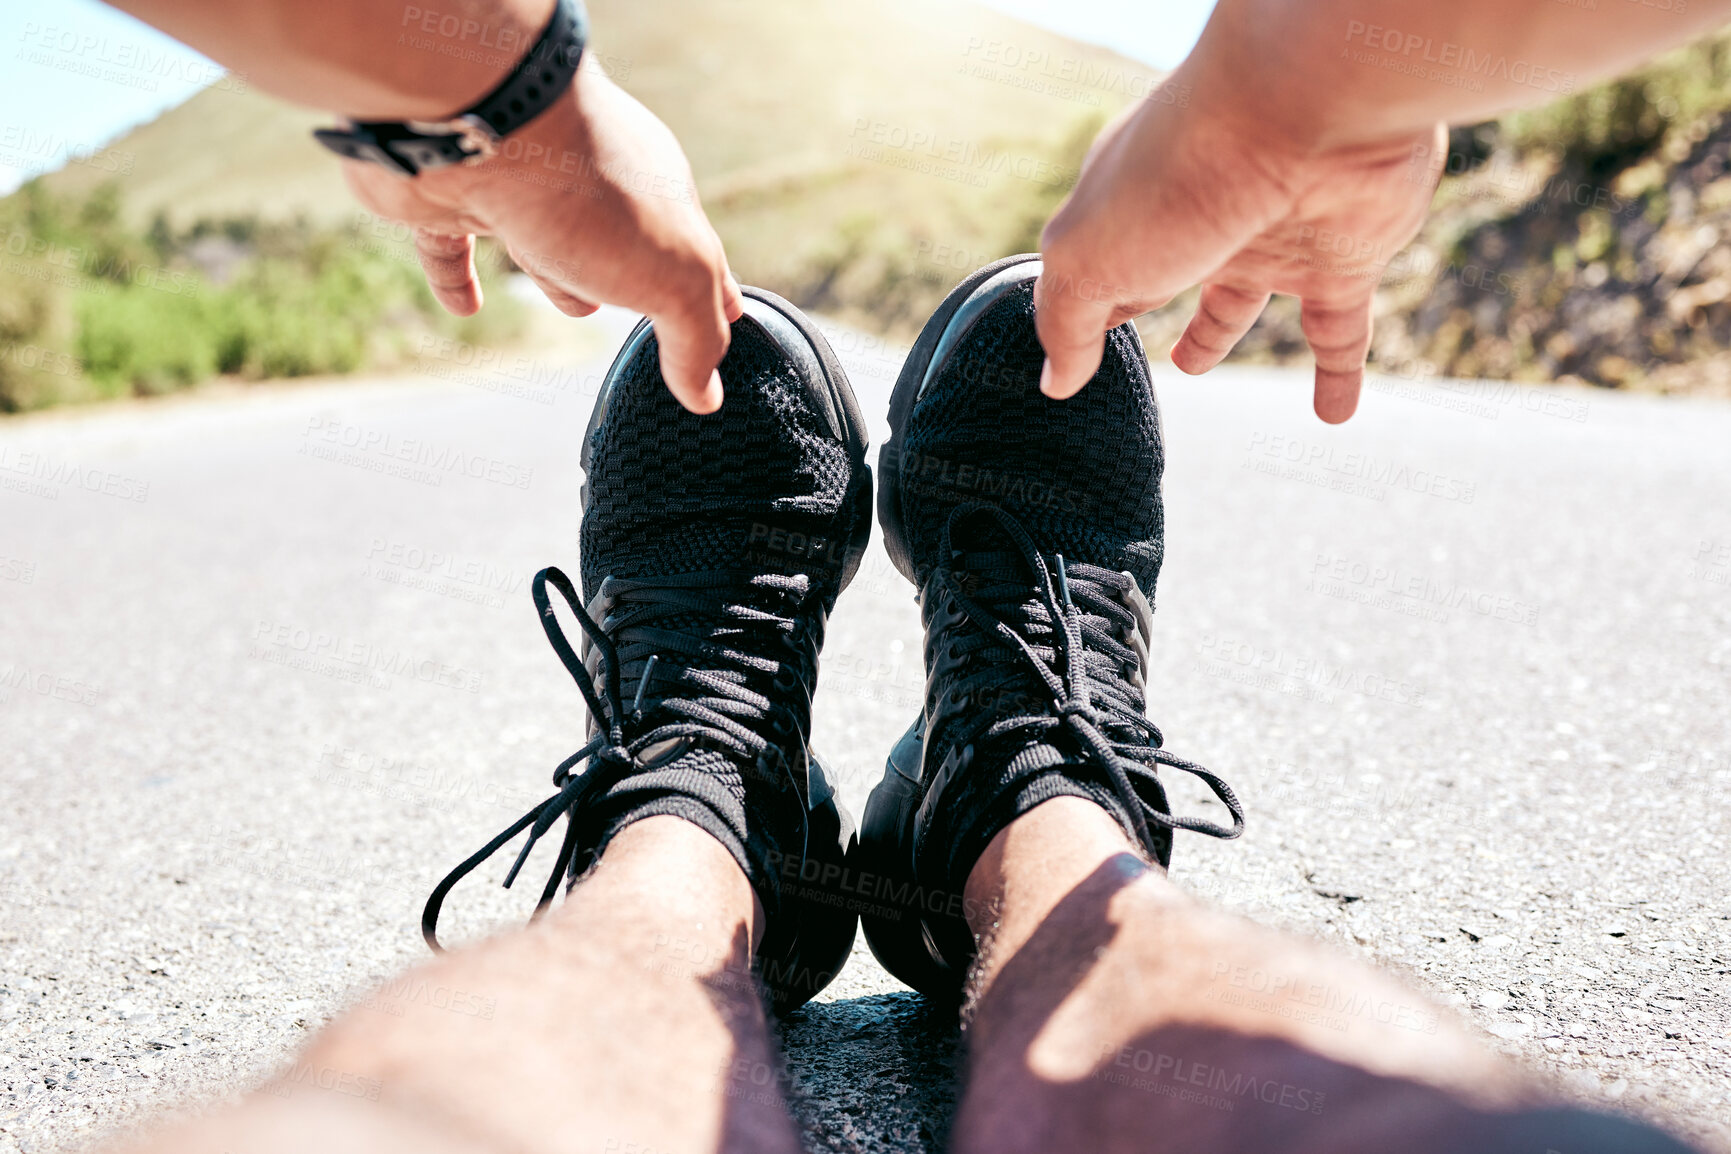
313 0 588 177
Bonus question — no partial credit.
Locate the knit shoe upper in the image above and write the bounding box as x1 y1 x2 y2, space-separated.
425 288 872 1012
860 256 1243 997
890 274 1165 597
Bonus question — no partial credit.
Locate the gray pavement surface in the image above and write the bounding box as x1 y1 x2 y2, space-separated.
1 301 1729 1154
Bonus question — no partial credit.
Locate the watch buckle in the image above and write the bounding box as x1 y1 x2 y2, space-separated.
406 114 500 165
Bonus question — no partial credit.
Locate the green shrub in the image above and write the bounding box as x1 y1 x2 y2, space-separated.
76 285 220 395
1 181 525 412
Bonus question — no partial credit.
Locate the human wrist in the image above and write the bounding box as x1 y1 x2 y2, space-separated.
414 65 597 207
315 0 591 181
1177 0 1436 157
309 0 559 121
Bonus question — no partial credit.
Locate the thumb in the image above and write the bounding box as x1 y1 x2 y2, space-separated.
652 289 732 415
1034 270 1116 400
721 269 745 324
414 230 482 316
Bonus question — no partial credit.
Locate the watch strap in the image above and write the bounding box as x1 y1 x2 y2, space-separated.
314 0 587 176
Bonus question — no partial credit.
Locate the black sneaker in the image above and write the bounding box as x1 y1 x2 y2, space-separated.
423 287 873 1014
857 254 1244 999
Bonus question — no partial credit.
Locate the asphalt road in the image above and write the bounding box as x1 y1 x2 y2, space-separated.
2 302 1729 1154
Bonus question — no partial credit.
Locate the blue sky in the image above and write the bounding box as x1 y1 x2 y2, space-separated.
0 0 1218 194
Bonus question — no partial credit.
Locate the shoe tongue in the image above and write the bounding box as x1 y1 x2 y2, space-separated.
949 514 1040 604
951 513 1018 555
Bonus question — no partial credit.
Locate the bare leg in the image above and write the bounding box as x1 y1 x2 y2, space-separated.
953 797 1695 1154
111 817 802 1154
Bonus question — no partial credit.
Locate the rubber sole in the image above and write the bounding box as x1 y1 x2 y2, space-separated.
578 288 874 1014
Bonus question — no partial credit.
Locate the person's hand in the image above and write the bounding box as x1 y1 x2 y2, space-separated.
1036 71 1444 423
343 65 742 413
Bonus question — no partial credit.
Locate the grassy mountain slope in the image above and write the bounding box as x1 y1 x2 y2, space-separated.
36 0 1154 332
37 88 339 227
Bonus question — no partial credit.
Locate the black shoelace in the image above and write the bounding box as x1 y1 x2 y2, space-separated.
422 565 815 951
931 503 1244 858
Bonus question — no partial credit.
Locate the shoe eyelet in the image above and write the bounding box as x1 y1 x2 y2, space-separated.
773 667 798 692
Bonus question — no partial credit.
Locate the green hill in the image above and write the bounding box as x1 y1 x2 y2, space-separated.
18 2 1731 408
37 0 1155 333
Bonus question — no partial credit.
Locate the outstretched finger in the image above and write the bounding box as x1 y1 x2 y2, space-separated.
1300 295 1374 424
651 277 732 415
1171 284 1271 375
415 230 482 316
527 270 600 317
1034 271 1117 400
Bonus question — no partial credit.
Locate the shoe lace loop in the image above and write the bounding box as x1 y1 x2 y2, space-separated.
421 565 813 951
934 503 1245 859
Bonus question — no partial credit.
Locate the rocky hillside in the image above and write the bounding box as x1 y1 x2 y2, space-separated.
1147 30 1731 399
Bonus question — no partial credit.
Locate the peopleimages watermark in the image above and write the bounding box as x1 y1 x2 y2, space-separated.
0 662 103 708
745 521 856 572
1341 21 1577 94
819 642 923 714
412 334 606 406
0 552 36 585
1364 374 1591 424
0 342 83 385
762 849 999 928
1093 1043 1328 1115
1644 747 1726 777
1207 961 1441 1036
1308 553 1540 627
603 1141 677 1154
361 537 528 610
846 118 1077 189
1242 433 1477 505
957 35 1171 106
1194 632 1428 708
884 445 1093 513
707 1055 798 1109
1294 228 1526 302
395 4 632 79
2 225 202 297
0 446 151 503
0 123 133 176
1691 538 1730 586
356 975 496 1020
314 742 541 814
299 417 534 490
1406 140 1624 216
810 319 910 384
263 1062 381 1102
250 620 486 693
15 21 247 93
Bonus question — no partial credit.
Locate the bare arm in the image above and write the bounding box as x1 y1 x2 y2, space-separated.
104 0 551 118
1037 0 1731 420
103 0 741 412
1219 0 1731 146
